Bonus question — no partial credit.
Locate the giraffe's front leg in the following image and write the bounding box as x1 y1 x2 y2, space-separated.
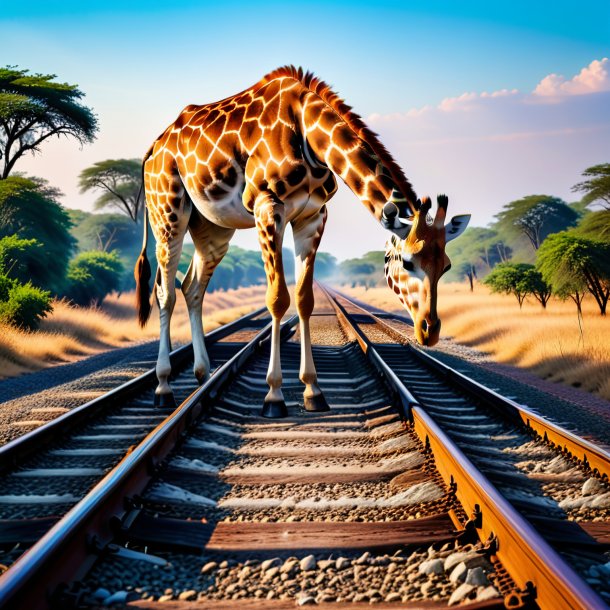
293 208 329 412
254 191 291 418
182 212 234 385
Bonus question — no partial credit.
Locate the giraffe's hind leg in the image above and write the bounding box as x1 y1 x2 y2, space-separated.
293 206 329 412
182 210 234 384
146 172 191 407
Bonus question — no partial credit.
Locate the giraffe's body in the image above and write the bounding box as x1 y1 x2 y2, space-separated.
136 66 470 415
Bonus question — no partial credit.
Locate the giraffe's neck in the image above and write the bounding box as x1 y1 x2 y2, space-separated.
300 90 415 222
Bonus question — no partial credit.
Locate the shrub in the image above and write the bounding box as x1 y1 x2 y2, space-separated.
64 250 125 305
0 279 53 329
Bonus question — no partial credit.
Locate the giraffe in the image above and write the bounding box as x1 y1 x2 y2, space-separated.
384 195 470 346
134 66 470 417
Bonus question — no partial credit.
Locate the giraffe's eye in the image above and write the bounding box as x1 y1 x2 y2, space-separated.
403 259 415 272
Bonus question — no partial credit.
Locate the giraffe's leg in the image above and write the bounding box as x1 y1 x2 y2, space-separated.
293 207 329 412
151 198 191 407
254 191 290 418
181 210 234 384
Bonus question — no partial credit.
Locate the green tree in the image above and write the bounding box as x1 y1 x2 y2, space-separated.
493 195 578 251
572 163 610 210
537 233 610 315
483 262 536 308
69 210 140 255
0 234 41 285
573 210 610 242
521 267 552 308
79 159 143 222
64 250 124 305
0 176 74 292
446 227 512 287
0 66 97 179
314 252 337 279
0 280 52 329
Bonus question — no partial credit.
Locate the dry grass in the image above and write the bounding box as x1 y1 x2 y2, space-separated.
341 282 610 401
0 286 266 379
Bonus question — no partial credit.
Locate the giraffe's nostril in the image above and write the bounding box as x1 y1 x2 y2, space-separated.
421 319 428 333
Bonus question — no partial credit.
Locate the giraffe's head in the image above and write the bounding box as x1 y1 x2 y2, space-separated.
383 194 470 346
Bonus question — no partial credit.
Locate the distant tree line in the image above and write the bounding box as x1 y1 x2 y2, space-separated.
338 176 610 318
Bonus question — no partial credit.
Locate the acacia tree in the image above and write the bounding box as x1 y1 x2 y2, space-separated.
483 262 534 308
537 233 610 315
79 159 143 222
572 164 610 210
0 66 97 179
494 195 578 251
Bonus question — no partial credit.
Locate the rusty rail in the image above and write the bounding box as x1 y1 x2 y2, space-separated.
320 282 608 610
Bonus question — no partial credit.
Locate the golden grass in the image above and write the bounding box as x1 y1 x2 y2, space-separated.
0 286 266 379
341 282 610 401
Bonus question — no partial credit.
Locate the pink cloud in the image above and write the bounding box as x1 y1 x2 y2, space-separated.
533 58 610 97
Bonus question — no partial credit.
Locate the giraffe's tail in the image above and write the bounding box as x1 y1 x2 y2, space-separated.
134 159 152 328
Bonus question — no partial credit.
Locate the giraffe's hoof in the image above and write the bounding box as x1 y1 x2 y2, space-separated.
154 392 176 408
303 393 330 412
261 399 288 419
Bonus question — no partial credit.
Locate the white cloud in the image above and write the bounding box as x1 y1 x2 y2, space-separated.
364 58 610 229
533 57 610 96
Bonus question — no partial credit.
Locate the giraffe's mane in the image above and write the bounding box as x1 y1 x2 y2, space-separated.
256 65 419 210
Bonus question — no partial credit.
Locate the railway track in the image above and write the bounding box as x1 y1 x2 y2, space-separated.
0 286 608 609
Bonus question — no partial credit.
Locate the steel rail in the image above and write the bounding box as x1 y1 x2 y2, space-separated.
320 283 607 610
327 286 610 483
0 313 297 610
0 306 267 474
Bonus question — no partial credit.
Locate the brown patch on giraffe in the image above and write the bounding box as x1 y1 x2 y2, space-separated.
227 106 246 131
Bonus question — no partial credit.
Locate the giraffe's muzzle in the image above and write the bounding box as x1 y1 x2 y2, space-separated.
415 316 441 347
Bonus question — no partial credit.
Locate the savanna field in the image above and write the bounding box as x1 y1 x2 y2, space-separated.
0 286 266 378
2 280 609 402
343 282 610 401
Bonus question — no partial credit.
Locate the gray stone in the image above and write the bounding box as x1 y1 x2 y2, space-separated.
297 595 316 605
263 566 280 581
444 551 469 572
366 589 382 598
385 592 402 602
582 477 604 496
260 558 280 572
477 585 501 601
178 590 197 601
448 583 475 606
356 551 370 564
300 555 317 571
317 559 334 570
201 561 217 574
418 558 444 575
281 559 299 574
157 595 174 602
336 557 350 570
449 561 468 583
465 567 489 587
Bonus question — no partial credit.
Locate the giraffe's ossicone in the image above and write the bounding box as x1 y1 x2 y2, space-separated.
134 66 470 416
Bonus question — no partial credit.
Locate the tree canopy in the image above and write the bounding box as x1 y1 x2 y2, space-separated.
493 195 578 251
537 232 610 315
0 66 97 179
572 163 610 210
65 250 125 305
0 176 75 292
79 158 143 222
573 210 610 242
483 262 548 308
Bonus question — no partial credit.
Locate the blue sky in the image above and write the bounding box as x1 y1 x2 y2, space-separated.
1 1 609 257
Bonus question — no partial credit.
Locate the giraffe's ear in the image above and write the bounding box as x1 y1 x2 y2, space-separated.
445 214 471 242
